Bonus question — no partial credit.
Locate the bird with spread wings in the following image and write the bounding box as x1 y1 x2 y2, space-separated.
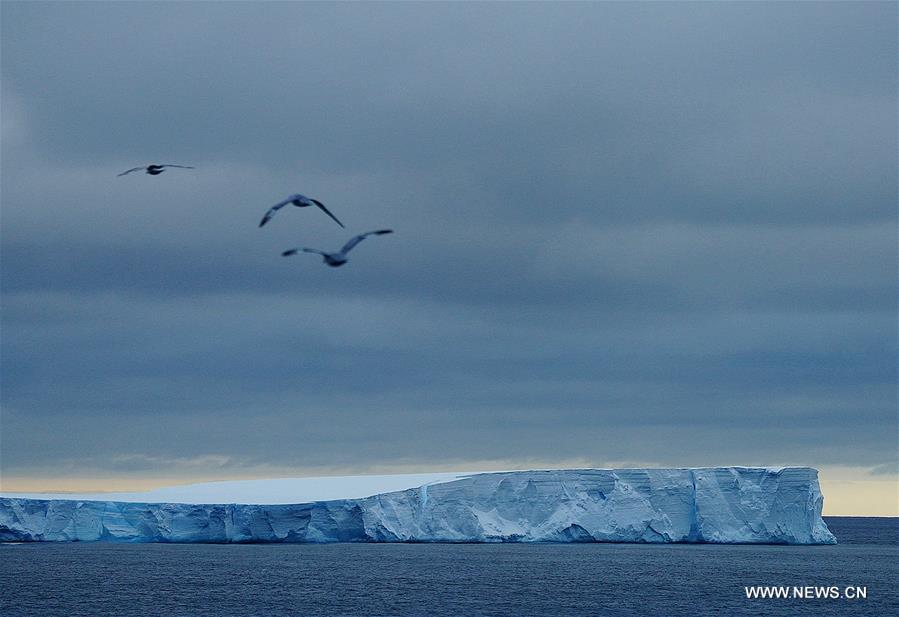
259 194 344 228
282 230 393 267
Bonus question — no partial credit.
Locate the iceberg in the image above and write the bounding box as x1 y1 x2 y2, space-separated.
0 467 836 544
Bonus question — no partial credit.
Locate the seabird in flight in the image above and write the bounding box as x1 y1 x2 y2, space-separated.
281 229 393 267
118 164 194 176
259 194 345 228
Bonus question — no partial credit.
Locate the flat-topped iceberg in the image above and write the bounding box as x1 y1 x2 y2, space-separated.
0 467 836 544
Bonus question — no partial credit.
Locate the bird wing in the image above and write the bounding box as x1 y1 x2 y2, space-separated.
281 248 325 257
117 167 144 176
159 164 195 169
310 199 345 228
259 197 293 227
340 229 394 255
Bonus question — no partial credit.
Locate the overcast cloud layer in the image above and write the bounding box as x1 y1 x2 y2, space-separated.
1 2 896 484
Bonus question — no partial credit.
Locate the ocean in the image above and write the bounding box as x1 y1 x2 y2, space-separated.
1 517 895 616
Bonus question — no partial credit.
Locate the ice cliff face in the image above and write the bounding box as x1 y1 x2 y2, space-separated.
0 468 836 544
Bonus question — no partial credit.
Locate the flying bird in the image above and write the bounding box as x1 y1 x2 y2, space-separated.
282 229 394 267
118 164 194 176
259 194 344 228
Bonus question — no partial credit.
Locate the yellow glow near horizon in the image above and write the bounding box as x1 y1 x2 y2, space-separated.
817 468 898 517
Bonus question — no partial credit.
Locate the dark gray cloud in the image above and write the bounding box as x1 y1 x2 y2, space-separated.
1 2 896 481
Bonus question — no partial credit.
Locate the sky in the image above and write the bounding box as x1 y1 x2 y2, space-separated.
1 1 896 515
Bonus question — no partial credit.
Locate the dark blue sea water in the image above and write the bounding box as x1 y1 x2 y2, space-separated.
1 517 895 616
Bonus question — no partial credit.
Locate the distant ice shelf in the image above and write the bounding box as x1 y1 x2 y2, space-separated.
0 468 836 544
0 471 477 505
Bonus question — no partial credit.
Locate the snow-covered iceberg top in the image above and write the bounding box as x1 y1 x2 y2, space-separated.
0 467 837 544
